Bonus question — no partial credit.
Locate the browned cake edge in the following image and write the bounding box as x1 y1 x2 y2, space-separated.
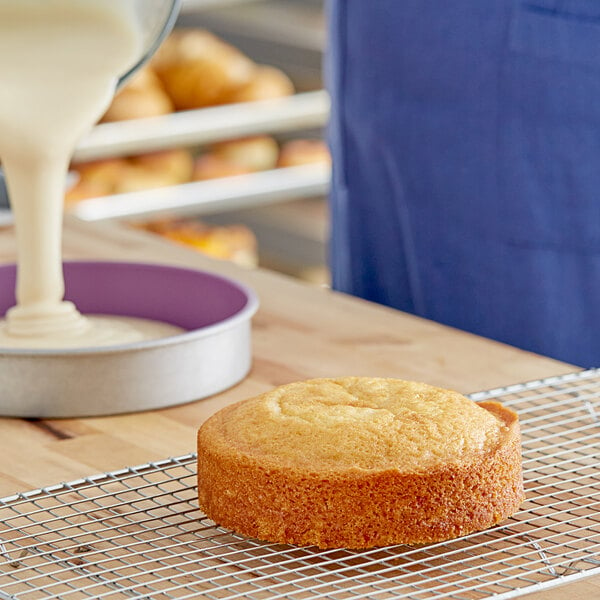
197 399 524 549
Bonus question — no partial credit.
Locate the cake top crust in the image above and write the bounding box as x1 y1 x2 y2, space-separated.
201 377 513 472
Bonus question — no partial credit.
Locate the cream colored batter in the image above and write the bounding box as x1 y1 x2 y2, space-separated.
0 0 184 349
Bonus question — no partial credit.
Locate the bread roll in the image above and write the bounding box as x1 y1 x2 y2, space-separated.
66 150 193 202
101 67 174 122
130 149 194 184
225 65 294 103
277 139 331 168
152 29 256 109
210 136 279 172
140 218 258 267
192 154 252 181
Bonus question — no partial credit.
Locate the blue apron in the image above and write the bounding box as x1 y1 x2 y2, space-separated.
327 0 600 367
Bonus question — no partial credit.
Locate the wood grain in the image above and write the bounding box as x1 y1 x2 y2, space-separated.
0 218 591 599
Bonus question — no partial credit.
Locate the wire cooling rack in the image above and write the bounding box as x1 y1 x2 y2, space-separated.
1 369 599 600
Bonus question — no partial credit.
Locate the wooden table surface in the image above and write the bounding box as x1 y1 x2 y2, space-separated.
0 217 597 599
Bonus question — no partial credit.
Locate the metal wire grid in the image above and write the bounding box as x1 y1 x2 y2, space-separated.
1 369 599 600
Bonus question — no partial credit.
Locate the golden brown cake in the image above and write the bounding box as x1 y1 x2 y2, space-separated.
197 377 524 549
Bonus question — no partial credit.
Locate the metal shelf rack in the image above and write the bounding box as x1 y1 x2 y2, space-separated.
1 368 599 599
0 1 331 274
71 163 330 222
68 91 331 223
0 92 330 226
73 91 329 163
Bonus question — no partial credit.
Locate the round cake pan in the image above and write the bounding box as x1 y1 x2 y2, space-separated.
0 261 258 418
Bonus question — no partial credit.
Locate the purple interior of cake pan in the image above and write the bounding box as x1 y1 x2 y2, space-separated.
0 262 251 331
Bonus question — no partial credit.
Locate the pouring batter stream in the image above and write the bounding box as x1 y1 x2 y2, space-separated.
0 0 183 348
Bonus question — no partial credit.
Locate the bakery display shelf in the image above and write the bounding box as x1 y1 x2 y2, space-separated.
181 0 325 55
67 163 330 222
2 368 599 600
73 91 329 163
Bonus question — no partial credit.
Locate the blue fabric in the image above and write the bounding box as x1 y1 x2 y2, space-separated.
327 0 600 367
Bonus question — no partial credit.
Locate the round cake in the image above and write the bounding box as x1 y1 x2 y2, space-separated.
197 377 524 548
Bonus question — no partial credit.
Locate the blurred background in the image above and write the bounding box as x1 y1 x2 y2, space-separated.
2 0 331 285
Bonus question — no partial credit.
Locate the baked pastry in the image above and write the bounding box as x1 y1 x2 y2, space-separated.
138 218 258 267
197 377 524 549
277 139 331 168
65 158 129 203
193 137 279 180
129 149 194 185
192 154 252 181
65 150 194 202
101 66 173 122
224 65 295 103
210 136 279 172
151 29 256 109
